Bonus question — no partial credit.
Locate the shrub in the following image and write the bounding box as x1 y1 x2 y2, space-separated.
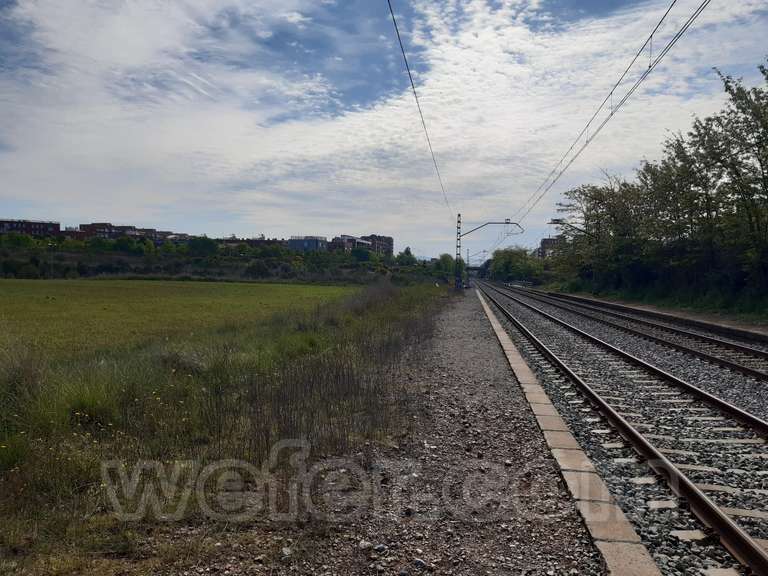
17 263 40 279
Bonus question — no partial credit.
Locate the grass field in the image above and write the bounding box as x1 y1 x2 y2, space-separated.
0 278 444 573
0 279 353 358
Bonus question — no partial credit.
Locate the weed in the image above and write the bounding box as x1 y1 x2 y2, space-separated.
0 279 445 566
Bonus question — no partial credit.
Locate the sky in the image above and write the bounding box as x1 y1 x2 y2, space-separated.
0 0 766 258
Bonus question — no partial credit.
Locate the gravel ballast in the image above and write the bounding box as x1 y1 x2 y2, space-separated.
482 285 767 575
504 287 768 423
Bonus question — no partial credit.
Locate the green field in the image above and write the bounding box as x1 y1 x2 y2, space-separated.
0 278 444 574
0 279 353 358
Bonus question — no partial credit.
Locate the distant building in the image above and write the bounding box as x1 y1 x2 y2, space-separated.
78 222 187 242
166 233 191 242
361 234 394 257
330 235 372 252
62 226 88 241
536 237 561 259
0 219 60 237
78 222 118 239
134 228 157 240
220 235 288 249
288 236 328 252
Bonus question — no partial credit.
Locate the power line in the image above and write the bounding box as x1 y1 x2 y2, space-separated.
387 0 454 218
511 0 679 222
513 0 711 225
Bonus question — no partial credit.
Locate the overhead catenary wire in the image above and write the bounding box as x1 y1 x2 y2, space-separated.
387 0 454 218
510 0 679 222
512 0 711 226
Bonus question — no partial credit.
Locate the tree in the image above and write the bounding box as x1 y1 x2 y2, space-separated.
187 237 218 257
141 239 156 256
433 254 454 274
87 237 114 253
114 236 139 254
546 60 768 305
490 247 543 283
60 238 85 252
0 233 34 249
351 247 370 262
396 247 417 266
244 259 270 278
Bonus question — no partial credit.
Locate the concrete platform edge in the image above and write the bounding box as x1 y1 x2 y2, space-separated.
476 290 661 576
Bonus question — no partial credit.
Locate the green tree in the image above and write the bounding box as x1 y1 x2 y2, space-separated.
188 237 219 257
490 247 543 283
548 60 768 306
86 237 115 253
114 236 139 254
60 238 85 252
433 254 454 274
141 239 156 256
0 233 35 249
351 247 370 262
396 247 417 266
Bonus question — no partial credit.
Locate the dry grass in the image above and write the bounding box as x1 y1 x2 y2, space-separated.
0 280 446 573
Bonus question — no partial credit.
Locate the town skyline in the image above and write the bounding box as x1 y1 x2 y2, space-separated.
0 217 396 256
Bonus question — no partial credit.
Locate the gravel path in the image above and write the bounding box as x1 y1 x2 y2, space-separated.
143 292 605 575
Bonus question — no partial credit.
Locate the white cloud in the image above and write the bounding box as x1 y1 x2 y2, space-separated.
1 0 766 255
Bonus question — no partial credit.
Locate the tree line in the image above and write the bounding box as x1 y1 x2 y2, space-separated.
487 61 768 311
0 231 463 284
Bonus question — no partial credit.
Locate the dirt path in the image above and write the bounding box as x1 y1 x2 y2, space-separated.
139 292 606 575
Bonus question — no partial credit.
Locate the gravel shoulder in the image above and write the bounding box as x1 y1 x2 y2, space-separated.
131 291 606 575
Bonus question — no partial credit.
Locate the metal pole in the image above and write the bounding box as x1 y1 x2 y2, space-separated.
466 248 470 288
49 242 54 279
455 213 462 290
455 219 523 289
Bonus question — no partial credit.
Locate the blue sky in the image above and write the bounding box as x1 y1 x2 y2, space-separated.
1 0 766 257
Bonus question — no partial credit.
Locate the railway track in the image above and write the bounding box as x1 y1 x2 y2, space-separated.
499 284 768 381
477 281 768 575
537 290 768 346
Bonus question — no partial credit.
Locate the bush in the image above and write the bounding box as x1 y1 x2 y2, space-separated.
244 259 270 278
17 263 40 279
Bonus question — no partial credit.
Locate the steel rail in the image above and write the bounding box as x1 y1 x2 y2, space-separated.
477 284 768 573
539 290 768 345
531 287 768 359
480 282 768 437
498 284 768 381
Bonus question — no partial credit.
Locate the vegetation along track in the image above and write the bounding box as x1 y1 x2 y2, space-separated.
502 285 768 381
477 281 768 574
